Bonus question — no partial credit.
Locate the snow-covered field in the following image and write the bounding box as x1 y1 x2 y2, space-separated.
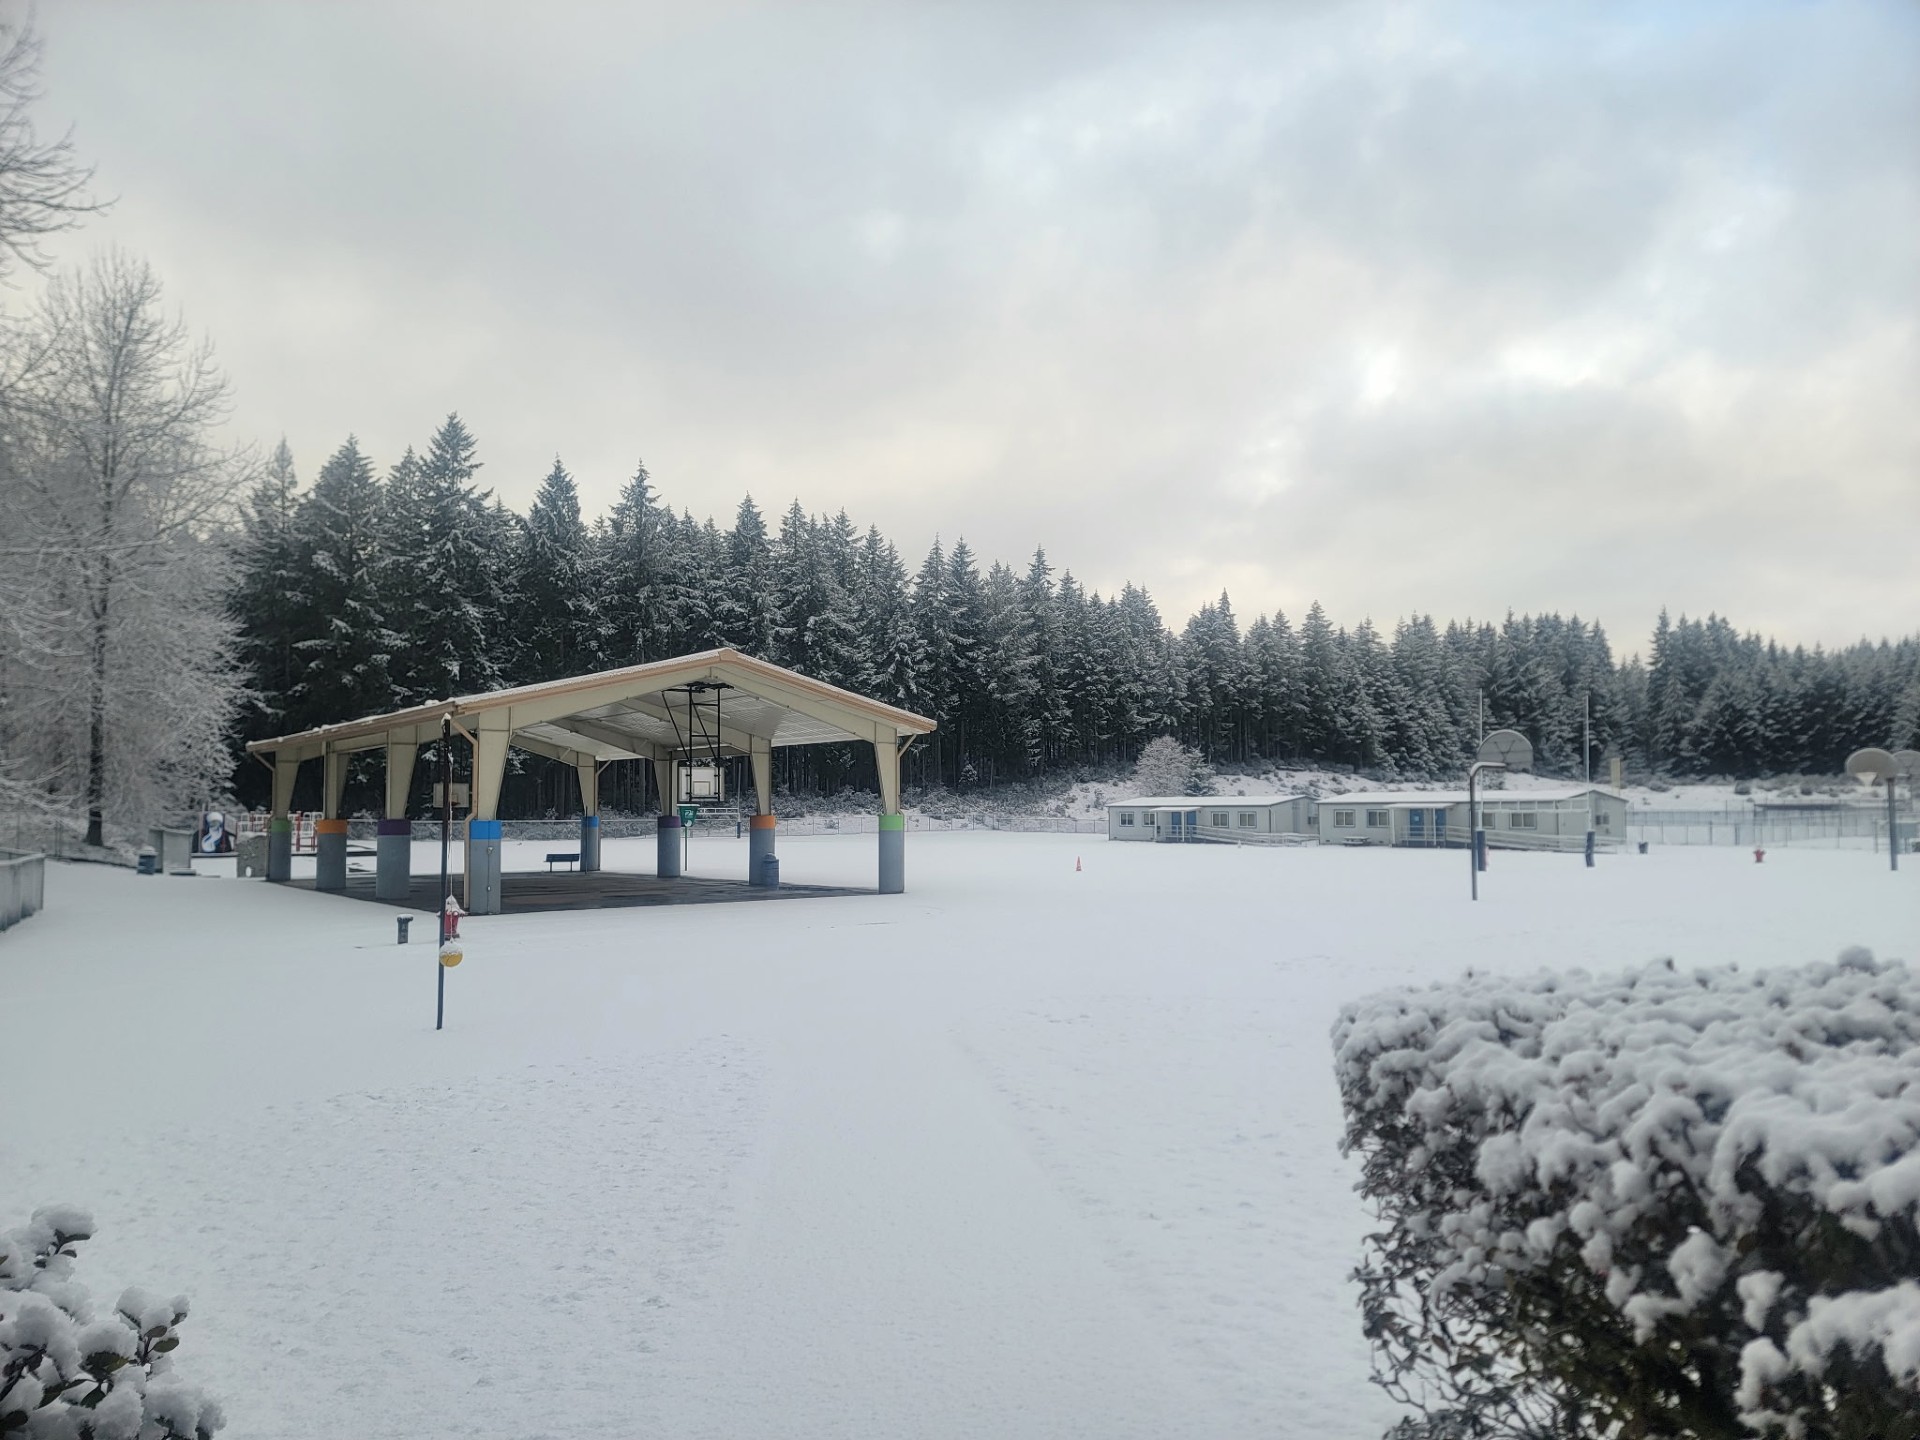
3 836 1912 1439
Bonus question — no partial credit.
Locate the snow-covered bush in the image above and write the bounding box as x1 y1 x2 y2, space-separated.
1130 736 1213 797
0 1208 224 1439
1332 950 1919 1440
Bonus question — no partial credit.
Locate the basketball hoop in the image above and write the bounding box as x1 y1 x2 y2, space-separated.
1847 747 1906 875
1846 747 1897 786
1478 729 1534 773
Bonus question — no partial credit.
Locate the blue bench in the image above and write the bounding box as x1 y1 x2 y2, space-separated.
545 852 580 872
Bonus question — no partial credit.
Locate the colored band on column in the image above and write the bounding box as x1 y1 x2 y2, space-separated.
658 815 682 829
581 815 600 828
469 819 503 840
269 817 293 834
878 813 905 832
377 818 411 836
315 819 349 836
750 814 777 830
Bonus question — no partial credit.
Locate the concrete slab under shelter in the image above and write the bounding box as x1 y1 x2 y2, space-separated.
287 869 865 915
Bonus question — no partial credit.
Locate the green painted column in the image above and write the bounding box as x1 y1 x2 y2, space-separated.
878 812 905 894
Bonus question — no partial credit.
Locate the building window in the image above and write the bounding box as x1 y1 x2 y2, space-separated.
1333 809 1356 828
1366 809 1388 828
1238 812 1256 828
1594 811 1610 829
1509 812 1538 829
1211 811 1229 827
1119 812 1135 827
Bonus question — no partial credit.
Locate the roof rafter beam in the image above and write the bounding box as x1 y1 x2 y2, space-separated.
505 732 592 769
597 696 773 755
706 666 896 746
524 719 663 762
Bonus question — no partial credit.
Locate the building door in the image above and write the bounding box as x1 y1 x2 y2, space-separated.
1408 809 1426 843
1433 809 1448 844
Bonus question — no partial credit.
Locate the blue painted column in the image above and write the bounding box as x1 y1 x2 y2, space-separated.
580 814 601 872
376 819 412 900
315 819 349 891
468 818 503 915
656 813 683 878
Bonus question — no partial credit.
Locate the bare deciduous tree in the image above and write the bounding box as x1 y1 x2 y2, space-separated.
8 252 248 846
0 8 103 278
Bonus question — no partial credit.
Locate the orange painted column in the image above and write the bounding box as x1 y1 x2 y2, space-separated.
315 817 350 891
749 812 777 886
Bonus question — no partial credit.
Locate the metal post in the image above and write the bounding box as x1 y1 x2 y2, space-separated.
1469 764 1479 902
1890 780 1900 874
437 716 450 1032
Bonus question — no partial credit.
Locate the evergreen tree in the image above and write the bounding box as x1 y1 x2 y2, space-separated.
715 495 777 657
212 418 1920 802
288 436 390 728
515 457 594 682
229 438 304 742
855 527 918 710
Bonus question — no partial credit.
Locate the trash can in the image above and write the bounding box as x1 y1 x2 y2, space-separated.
1637 841 1649 855
137 846 158 875
397 915 412 945
759 854 780 891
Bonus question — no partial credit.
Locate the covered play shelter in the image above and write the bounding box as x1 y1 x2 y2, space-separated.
245 649 936 912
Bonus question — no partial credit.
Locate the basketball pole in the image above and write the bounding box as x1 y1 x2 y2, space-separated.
1889 778 1899 874
437 715 450 1031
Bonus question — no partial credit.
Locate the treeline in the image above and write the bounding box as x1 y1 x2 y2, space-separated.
230 415 1920 814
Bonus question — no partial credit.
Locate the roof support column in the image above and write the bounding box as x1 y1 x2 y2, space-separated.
316 749 350 892
576 758 600 873
268 756 300 882
650 755 682 877
874 734 904 894
749 736 773 815
467 716 510 915
377 737 418 902
745 735 776 886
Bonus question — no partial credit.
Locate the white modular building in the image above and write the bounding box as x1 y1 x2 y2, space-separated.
1107 795 1315 843
1315 787 1629 850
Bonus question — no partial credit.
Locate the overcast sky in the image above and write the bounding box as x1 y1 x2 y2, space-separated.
31 0 1920 653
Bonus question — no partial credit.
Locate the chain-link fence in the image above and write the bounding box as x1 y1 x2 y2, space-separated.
1627 805 1917 852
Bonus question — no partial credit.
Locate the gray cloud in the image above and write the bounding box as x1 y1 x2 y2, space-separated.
33 0 1920 651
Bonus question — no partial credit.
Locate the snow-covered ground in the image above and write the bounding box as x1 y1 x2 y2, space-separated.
3 836 1912 1439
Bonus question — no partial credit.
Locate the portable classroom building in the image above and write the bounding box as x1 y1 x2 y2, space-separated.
1315 787 1628 849
1107 795 1313 843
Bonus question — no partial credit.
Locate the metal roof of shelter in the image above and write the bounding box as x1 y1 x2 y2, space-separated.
246 649 936 768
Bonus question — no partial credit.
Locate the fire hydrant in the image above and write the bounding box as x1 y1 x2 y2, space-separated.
1754 848 1766 864
442 894 465 938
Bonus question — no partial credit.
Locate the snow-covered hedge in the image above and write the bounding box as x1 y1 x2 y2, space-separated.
1332 949 1919 1439
1 1208 224 1439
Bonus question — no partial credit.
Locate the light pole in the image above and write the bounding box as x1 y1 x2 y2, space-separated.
1469 729 1534 901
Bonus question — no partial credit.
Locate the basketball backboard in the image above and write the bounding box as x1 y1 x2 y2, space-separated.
1477 728 1534 773
1846 747 1897 785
